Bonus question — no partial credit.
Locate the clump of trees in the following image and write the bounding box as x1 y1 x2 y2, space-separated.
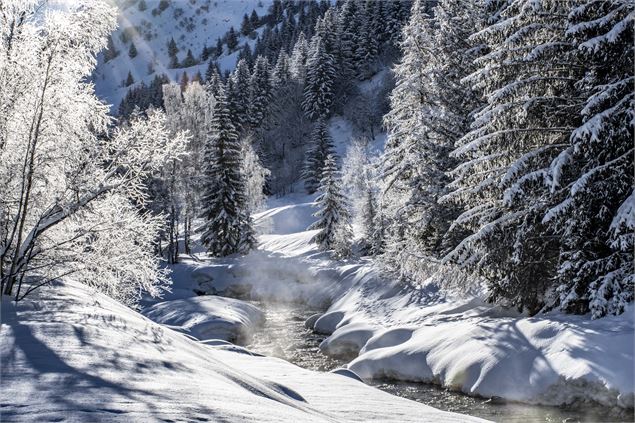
377 0 633 318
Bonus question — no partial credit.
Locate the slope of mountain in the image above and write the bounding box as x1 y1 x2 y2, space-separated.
94 0 271 110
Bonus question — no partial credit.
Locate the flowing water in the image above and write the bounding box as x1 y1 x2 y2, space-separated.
246 301 632 423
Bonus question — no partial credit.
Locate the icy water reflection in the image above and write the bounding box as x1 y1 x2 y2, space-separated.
246 301 632 423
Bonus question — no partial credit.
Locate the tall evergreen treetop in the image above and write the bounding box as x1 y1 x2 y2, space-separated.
308 154 351 251
303 118 336 194
302 37 336 120
199 86 251 257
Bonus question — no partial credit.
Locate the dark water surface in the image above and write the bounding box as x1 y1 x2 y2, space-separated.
246 301 632 423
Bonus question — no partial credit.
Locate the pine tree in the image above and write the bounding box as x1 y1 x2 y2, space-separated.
302 37 336 120
199 86 252 256
181 49 197 67
128 42 138 58
215 37 224 57
226 27 239 51
241 13 252 36
248 56 272 128
271 51 291 89
289 31 309 82
103 34 118 62
125 71 134 87
138 0 147 11
542 0 634 317
250 10 260 28
303 119 335 194
445 0 584 314
228 58 252 129
308 154 351 252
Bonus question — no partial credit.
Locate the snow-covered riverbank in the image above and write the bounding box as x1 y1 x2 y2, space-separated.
194 191 635 414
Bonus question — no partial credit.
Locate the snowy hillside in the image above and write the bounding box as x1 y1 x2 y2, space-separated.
93 0 271 109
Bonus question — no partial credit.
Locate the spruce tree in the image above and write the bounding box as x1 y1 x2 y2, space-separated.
335 0 357 81
308 154 351 252
199 86 252 256
271 51 291 89
445 0 584 314
228 58 252 130
128 42 138 58
201 44 210 61
215 38 223 57
205 60 220 82
104 35 118 62
125 71 134 87
167 37 178 57
302 37 336 120
181 49 197 67
226 27 239 51
248 56 272 128
241 13 253 36
542 0 634 317
303 119 335 194
250 10 260 28
289 32 309 82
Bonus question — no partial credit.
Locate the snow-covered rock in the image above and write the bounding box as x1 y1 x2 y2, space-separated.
143 295 264 343
313 310 345 334
319 322 376 358
304 313 322 329
0 280 486 422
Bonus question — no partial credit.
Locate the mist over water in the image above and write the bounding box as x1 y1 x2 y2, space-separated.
246 300 633 423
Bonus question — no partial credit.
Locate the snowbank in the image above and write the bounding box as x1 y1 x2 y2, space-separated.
304 266 635 410
143 295 264 343
0 280 485 422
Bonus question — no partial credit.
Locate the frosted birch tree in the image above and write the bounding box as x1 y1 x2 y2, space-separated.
0 0 185 305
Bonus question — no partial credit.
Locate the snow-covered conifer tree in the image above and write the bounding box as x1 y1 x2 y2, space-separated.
445 0 584 313
228 58 252 130
289 32 309 83
271 51 291 89
302 37 336 120
308 155 351 252
303 119 336 194
381 0 449 276
199 86 253 257
542 0 634 317
248 56 272 129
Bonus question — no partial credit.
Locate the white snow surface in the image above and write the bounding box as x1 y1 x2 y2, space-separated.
0 280 484 422
194 181 635 411
143 295 264 342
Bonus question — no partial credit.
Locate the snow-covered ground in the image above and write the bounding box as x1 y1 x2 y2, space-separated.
0 279 485 422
